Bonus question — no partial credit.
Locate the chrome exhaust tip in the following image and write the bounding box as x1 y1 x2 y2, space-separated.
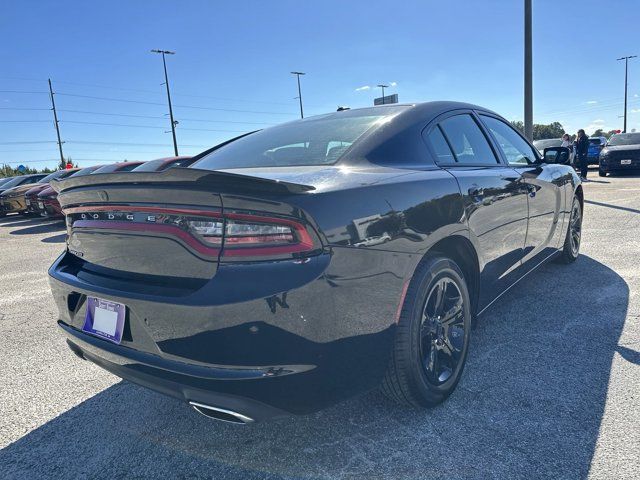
189 401 254 424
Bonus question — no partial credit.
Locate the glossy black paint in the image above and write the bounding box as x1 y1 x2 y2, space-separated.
49 101 582 420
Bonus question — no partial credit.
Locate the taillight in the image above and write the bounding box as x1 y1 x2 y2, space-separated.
188 213 315 259
65 206 320 261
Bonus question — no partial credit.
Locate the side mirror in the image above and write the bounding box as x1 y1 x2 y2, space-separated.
543 146 571 165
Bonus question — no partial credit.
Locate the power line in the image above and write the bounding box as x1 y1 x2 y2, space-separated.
65 140 209 147
0 90 48 94
55 92 294 115
0 107 51 111
0 120 52 123
0 141 57 145
59 119 247 133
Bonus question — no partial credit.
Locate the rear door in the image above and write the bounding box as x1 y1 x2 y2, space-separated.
423 112 529 310
479 114 565 271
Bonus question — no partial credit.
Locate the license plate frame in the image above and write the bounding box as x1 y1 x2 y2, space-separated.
82 297 126 344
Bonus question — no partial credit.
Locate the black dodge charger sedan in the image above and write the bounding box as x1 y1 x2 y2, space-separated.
598 132 640 176
49 102 582 423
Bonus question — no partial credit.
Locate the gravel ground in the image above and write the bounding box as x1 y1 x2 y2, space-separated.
0 173 638 479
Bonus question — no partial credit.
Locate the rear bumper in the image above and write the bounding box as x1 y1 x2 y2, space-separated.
60 322 289 421
49 247 411 418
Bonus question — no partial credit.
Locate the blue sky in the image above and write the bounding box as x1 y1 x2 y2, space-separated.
1 0 638 170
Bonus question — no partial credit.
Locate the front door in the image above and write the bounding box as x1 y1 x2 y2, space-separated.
478 114 565 271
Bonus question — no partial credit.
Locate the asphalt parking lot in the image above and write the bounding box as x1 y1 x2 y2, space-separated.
1 174 639 480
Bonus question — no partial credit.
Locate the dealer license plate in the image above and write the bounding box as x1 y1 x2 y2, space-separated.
82 297 126 344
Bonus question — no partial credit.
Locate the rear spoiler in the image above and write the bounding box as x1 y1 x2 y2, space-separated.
50 167 315 195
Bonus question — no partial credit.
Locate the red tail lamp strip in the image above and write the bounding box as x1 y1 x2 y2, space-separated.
73 220 221 257
67 206 315 258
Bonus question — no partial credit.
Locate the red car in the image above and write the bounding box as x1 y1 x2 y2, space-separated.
36 162 144 218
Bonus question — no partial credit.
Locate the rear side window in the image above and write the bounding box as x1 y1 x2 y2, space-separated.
480 115 537 166
426 127 455 163
438 114 498 165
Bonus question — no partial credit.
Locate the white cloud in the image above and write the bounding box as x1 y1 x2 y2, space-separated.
631 109 640 114
586 100 598 104
389 81 397 87
592 119 604 124
355 85 371 91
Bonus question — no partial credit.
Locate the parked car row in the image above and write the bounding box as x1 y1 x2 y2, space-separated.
534 133 640 177
0 157 192 218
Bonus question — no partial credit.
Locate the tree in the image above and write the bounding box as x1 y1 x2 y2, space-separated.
510 120 566 140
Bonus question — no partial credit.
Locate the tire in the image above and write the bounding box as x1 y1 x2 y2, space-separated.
558 196 582 263
381 256 472 408
598 169 607 177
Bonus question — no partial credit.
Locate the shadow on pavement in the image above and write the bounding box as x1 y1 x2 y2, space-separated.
9 222 65 236
0 255 630 479
41 233 67 243
585 199 640 215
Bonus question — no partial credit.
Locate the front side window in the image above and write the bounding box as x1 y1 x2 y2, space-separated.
191 107 408 169
438 114 498 165
480 115 538 166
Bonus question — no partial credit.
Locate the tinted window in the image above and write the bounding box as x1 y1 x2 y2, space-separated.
192 108 407 169
480 115 537 166
426 127 455 163
533 139 561 150
70 166 101 177
439 114 498 165
608 133 640 146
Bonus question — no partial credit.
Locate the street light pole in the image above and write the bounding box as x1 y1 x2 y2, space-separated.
48 78 65 167
291 72 305 119
151 49 179 156
524 0 533 141
617 55 637 133
377 84 388 104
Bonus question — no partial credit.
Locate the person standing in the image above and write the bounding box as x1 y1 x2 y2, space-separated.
575 129 590 181
561 133 574 165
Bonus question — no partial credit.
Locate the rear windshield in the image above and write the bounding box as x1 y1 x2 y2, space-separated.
92 162 142 174
192 109 406 169
589 138 603 145
37 169 77 184
1 176 29 189
607 133 640 146
533 139 561 150
133 158 191 172
69 166 101 177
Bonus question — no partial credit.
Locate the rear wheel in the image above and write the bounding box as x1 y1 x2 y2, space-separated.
558 196 582 263
598 169 607 177
381 256 471 407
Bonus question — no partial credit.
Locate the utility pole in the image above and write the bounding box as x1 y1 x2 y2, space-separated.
524 0 533 141
48 79 65 167
377 84 388 104
617 55 637 133
291 72 305 118
151 49 179 156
